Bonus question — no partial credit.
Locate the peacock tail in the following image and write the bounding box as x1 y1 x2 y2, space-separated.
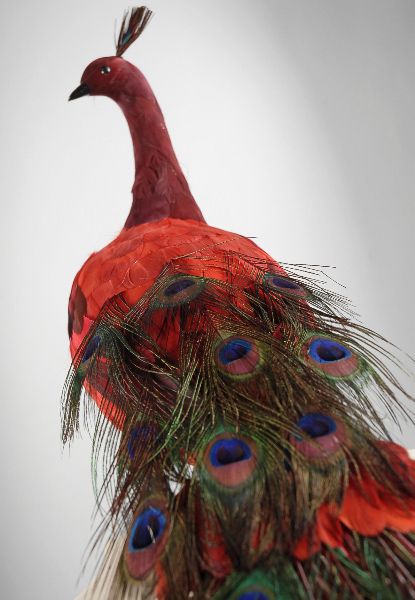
65 7 415 600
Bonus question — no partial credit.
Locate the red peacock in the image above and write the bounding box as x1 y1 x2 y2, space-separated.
64 7 415 599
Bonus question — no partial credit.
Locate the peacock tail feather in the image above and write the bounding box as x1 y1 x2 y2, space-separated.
63 253 415 599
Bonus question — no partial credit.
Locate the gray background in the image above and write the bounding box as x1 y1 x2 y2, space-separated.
1 1 414 598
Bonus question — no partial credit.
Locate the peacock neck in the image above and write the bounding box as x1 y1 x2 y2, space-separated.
115 81 205 228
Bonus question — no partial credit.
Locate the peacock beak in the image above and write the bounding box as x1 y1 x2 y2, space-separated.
68 82 90 101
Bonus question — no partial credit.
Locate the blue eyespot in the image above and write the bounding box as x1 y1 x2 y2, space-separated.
164 278 195 297
154 276 205 307
215 336 261 378
81 335 100 363
218 339 252 365
308 338 351 363
270 276 301 290
296 413 337 439
265 273 306 297
129 507 166 551
210 438 252 467
237 593 269 600
127 425 157 459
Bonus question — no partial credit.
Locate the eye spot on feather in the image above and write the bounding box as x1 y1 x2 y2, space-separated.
226 572 276 600
264 273 307 298
295 413 337 439
125 504 169 579
127 424 158 460
303 336 359 378
129 507 166 551
164 278 195 296
215 336 262 377
153 275 205 307
219 339 251 364
203 435 258 488
309 338 351 363
237 593 269 600
81 335 100 363
210 438 252 467
290 413 346 459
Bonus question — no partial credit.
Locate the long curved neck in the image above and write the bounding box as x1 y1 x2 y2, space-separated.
115 77 205 228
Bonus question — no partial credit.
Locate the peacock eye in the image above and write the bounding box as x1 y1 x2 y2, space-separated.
100 65 111 74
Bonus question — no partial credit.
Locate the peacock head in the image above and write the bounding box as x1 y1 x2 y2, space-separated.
68 6 152 102
69 56 152 101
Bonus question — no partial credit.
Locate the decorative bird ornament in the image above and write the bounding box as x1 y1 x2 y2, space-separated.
65 7 415 599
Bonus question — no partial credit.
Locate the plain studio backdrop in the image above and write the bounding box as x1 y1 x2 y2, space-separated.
1 0 414 598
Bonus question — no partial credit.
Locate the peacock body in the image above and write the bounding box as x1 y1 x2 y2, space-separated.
64 7 415 599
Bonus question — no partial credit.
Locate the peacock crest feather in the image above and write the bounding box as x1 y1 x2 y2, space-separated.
116 6 153 57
